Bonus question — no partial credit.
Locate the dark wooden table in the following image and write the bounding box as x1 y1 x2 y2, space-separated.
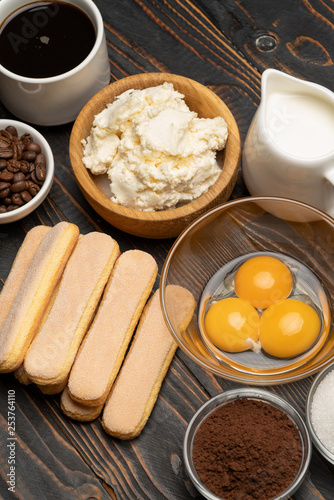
1 0 334 498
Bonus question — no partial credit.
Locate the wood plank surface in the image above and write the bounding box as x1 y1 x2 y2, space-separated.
1 0 334 499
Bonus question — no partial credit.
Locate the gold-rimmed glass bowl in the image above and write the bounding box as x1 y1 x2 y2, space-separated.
160 196 334 385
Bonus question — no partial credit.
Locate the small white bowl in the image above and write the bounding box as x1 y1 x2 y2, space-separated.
0 119 54 224
306 363 334 464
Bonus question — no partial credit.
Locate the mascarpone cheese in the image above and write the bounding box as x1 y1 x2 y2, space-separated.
82 82 228 211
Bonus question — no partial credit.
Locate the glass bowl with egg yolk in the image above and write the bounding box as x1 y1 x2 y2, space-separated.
199 251 330 376
160 197 334 385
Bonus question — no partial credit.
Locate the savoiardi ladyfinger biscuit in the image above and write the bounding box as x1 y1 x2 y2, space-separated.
24 232 120 389
60 387 104 422
0 225 51 331
14 251 62 385
102 285 196 439
1 225 50 384
37 378 69 395
0 222 80 373
30 280 65 394
68 249 158 407
14 364 31 386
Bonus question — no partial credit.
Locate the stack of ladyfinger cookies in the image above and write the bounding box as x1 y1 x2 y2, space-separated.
0 223 195 439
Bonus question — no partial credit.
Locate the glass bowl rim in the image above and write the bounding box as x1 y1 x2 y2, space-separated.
183 388 312 500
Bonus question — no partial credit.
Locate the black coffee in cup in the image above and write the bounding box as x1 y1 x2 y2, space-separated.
0 1 96 78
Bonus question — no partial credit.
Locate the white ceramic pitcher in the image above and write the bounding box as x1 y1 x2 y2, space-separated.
242 69 334 218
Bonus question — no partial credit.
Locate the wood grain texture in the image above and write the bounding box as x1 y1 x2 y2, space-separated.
0 0 334 498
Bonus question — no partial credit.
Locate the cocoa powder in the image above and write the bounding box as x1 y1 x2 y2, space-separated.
192 398 303 500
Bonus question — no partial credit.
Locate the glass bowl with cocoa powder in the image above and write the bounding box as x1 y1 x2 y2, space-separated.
0 119 54 223
183 388 312 500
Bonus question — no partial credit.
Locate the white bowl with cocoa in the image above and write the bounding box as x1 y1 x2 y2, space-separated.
0 119 54 224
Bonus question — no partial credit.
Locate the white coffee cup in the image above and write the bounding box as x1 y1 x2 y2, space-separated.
0 0 110 126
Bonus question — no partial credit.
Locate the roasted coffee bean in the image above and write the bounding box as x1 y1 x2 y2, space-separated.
0 136 11 145
0 159 7 170
13 142 23 160
19 160 30 174
0 129 13 141
35 154 46 181
13 172 25 183
11 180 27 193
0 149 13 159
21 190 32 203
0 181 11 191
0 171 14 182
0 205 6 213
20 133 33 148
3 197 11 205
22 150 36 162
35 153 46 165
26 142 41 154
7 160 21 173
11 193 24 205
35 163 46 181
0 138 11 148
6 204 20 212
5 126 18 137
30 170 44 186
0 188 11 198
27 182 40 196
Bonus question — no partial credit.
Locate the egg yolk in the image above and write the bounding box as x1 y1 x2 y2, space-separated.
234 255 293 309
204 297 260 353
259 299 321 358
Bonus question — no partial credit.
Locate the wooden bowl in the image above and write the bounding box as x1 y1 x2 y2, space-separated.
69 73 241 238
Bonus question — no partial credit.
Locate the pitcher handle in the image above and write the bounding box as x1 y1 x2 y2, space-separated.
321 169 334 218
324 169 334 186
